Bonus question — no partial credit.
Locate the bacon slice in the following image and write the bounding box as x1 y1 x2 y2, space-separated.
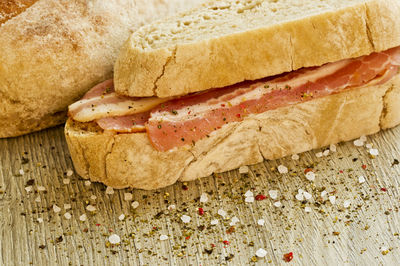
147 46 400 151
69 46 400 151
68 80 171 122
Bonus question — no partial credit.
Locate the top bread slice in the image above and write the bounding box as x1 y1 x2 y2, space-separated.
0 0 203 138
114 0 400 97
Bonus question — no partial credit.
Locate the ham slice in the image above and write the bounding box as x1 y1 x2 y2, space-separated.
68 46 400 151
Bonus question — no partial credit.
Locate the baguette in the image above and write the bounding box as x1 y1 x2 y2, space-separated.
0 0 203 138
65 74 400 190
114 0 400 97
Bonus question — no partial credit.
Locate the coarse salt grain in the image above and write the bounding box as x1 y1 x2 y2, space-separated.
321 190 328 197
230 216 239 226
244 190 253 198
64 204 71 210
316 152 323 158
211 219 219 225
304 206 312 213
181 215 191 223
200 193 208 203
53 205 61 213
329 196 336 205
269 190 278 200
278 165 288 174
84 180 91 186
245 196 255 203
366 143 373 149
66 169 74 176
131 201 139 209
218 209 227 218
160 235 168 241
343 200 351 208
35 196 41 203
19 169 24 175
108 234 121 244
86 205 96 212
167 204 176 211
239 165 249 174
369 149 379 156
105 186 114 195
124 193 133 201
37 218 43 223
37 186 46 191
256 248 267 258
323 150 330 156
64 212 72 220
330 144 337 152
274 201 282 208
354 139 364 147
63 178 70 185
305 171 315 181
358 176 366 184
118 214 125 221
291 154 300 160
295 193 304 201
79 214 87 221
90 195 97 200
258 219 265 226
303 191 312 200
25 186 32 193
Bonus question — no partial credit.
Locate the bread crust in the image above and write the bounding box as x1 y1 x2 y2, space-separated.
114 0 400 97
65 74 400 190
0 0 203 138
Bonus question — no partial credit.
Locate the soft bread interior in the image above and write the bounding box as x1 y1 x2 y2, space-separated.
66 73 400 190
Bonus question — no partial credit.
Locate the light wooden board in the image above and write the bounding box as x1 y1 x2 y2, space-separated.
1 125 400 265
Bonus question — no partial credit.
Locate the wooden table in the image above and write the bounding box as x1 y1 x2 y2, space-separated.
1 125 400 265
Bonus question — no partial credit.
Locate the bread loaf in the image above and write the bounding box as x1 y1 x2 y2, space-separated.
0 0 203 138
114 0 400 97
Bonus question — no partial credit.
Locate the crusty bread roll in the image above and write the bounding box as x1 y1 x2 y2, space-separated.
65 74 400 190
114 0 400 97
0 0 203 138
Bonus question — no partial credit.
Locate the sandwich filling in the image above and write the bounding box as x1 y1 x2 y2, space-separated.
69 46 400 151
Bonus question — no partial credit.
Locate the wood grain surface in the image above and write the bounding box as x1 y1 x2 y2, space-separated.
1 125 400 265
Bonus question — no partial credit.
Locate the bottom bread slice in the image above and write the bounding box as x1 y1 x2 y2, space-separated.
65 74 400 190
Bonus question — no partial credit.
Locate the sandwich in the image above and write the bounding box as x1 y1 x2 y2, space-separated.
0 0 203 138
65 0 400 190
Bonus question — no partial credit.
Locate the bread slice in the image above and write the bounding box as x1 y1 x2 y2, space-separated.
65 74 400 190
114 0 400 98
0 0 203 138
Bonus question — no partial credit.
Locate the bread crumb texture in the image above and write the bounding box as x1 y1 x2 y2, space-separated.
65 74 400 190
115 0 400 97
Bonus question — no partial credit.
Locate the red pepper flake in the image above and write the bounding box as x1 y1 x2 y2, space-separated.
381 187 387 192
95 223 101 227
109 229 113 232
339 170 344 174
362 164 367 169
221 104 226 107
211 244 216 248
223 240 230 245
185 236 191 240
304 168 313 174
255 194 267 201
283 252 293 262
182 185 188 191
239 104 246 109
236 113 241 118
198 208 204 215
83 228 88 233
153 226 158 230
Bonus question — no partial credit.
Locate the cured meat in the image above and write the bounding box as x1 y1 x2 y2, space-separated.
147 46 400 151
68 80 171 122
69 46 400 151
